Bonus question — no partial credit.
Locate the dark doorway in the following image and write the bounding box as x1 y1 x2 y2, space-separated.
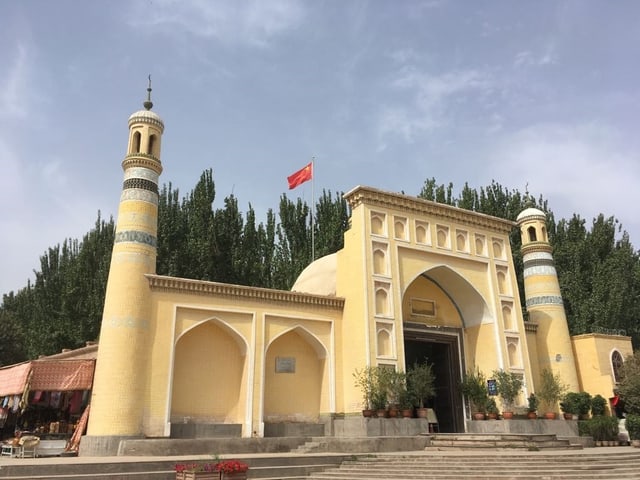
404 331 464 432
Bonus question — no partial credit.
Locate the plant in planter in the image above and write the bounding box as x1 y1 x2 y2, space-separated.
626 414 640 446
586 415 619 446
353 366 377 415
527 393 539 419
386 369 407 417
459 368 488 419
590 394 607 416
398 387 415 417
537 368 566 419
491 369 523 418
485 397 499 419
407 361 436 418
560 392 581 419
175 459 249 480
575 391 592 419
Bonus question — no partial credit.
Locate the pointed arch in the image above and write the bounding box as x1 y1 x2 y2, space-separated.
264 325 328 422
171 318 248 425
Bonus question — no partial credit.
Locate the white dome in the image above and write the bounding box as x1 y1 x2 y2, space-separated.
291 253 337 296
128 109 164 131
516 207 546 222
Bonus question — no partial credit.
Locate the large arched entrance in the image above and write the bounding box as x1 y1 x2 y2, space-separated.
402 267 492 432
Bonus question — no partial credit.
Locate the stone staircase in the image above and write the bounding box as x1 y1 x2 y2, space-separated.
307 451 640 479
425 433 583 451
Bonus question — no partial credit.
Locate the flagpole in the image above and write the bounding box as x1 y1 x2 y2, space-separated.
311 156 315 262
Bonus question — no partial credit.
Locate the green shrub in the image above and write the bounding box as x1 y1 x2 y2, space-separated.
626 414 640 441
591 394 607 416
585 415 619 441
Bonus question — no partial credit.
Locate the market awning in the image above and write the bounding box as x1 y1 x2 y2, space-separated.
0 362 31 396
30 360 95 391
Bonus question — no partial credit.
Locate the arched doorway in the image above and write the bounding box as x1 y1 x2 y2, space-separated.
404 327 464 432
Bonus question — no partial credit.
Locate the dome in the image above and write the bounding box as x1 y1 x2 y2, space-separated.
516 207 546 222
128 109 165 132
291 253 337 296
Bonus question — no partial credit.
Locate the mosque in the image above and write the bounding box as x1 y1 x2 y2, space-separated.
80 87 632 455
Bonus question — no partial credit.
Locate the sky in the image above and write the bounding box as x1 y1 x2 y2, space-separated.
1 0 639 297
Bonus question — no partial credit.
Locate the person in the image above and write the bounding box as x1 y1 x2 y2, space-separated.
612 390 626 419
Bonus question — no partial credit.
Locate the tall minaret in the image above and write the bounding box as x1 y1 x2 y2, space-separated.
517 203 579 395
83 79 164 454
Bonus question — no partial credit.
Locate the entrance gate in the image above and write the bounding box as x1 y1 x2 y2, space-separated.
404 326 464 432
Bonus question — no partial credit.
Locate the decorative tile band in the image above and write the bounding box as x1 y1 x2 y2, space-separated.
524 265 557 278
523 251 553 262
526 295 563 307
124 167 159 183
123 178 158 194
120 188 158 205
115 230 157 247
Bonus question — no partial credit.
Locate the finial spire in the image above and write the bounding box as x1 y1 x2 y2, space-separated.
143 75 153 110
523 182 535 208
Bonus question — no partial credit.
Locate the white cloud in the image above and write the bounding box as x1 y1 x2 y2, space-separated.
378 68 492 142
128 0 304 47
490 123 640 236
514 45 558 68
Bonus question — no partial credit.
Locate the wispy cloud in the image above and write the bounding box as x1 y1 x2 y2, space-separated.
378 68 492 142
490 123 640 230
0 44 30 119
128 0 304 47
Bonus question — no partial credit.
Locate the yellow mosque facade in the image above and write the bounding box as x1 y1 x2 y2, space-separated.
81 91 632 455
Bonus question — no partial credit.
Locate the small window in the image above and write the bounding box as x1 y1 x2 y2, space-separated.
528 226 537 242
148 134 156 155
133 131 142 153
612 350 624 383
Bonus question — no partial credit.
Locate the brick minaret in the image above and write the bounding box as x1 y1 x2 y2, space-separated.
518 205 579 396
83 80 164 454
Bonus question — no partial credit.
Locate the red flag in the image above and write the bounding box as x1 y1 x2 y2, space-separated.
287 162 313 189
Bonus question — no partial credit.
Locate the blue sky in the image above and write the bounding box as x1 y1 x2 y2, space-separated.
1 0 639 296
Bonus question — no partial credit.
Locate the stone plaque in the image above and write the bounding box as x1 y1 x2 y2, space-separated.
275 357 296 373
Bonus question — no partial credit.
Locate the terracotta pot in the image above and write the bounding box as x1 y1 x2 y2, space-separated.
544 412 557 420
563 413 573 420
388 407 398 418
401 408 413 418
487 413 498 420
362 409 373 418
473 412 486 420
527 412 537 419
376 409 388 418
416 408 429 418
502 411 514 420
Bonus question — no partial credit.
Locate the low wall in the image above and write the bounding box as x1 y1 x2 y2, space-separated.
465 419 579 437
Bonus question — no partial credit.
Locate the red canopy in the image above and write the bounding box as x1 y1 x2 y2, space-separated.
0 363 31 396
30 360 95 391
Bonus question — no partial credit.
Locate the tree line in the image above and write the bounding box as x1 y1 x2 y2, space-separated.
0 172 638 365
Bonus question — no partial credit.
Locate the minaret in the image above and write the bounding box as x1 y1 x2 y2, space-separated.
517 203 579 395
83 79 164 454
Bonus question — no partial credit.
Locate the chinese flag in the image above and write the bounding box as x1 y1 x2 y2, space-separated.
287 162 313 189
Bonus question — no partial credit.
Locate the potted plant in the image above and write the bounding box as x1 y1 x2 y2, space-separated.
459 368 488 419
216 459 250 480
386 369 407 418
398 387 415 418
486 397 499 420
407 361 436 418
626 414 640 447
492 369 523 419
575 391 592 419
175 459 249 480
560 392 580 419
537 368 566 419
353 366 377 416
527 393 538 419
591 394 607 416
